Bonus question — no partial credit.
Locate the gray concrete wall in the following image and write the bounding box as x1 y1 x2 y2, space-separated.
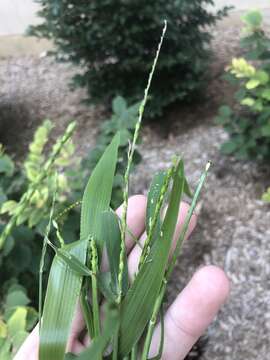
216 0 270 11
0 0 270 36
0 0 40 36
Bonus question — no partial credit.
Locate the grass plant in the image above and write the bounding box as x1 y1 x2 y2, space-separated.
37 22 210 360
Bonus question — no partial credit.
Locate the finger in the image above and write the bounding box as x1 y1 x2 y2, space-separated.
101 194 147 270
149 266 230 360
14 325 39 360
127 202 197 280
116 194 147 251
66 303 86 352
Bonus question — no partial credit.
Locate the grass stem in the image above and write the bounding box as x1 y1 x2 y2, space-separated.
80 284 94 339
39 172 58 330
112 325 120 360
141 285 165 360
118 20 167 303
131 344 138 360
90 237 101 340
139 165 174 268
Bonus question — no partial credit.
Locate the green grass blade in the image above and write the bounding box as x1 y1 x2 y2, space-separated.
39 172 58 329
143 162 211 359
119 159 185 356
80 133 120 254
166 161 211 279
141 280 166 360
56 248 92 276
101 211 128 295
146 171 167 236
66 304 119 360
148 305 165 360
142 162 211 359
139 168 173 269
90 237 100 338
80 283 94 338
97 272 117 302
39 239 87 360
184 177 193 198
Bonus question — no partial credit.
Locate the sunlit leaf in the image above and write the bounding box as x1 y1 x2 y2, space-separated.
39 240 87 360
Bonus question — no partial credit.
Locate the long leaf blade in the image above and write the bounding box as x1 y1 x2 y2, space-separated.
39 239 87 360
119 160 185 356
39 134 120 359
146 171 167 238
80 133 120 253
101 211 129 295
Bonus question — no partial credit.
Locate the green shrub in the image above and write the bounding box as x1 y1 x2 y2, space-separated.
216 10 270 161
29 0 228 117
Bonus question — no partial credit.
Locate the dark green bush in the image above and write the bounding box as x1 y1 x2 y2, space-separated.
29 0 229 117
216 10 270 161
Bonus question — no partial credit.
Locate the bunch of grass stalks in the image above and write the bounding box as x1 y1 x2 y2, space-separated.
35 22 210 360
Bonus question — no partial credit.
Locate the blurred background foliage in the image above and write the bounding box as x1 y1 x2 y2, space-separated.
216 9 270 162
0 96 140 319
29 0 229 117
0 283 37 360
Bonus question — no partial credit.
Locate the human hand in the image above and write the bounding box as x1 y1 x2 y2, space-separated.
15 195 230 360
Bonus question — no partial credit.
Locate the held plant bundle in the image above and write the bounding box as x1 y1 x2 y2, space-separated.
33 23 211 359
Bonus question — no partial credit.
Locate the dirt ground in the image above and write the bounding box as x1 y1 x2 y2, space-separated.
1 11 270 360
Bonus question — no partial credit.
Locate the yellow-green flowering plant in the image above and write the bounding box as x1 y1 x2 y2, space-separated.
216 9 270 161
